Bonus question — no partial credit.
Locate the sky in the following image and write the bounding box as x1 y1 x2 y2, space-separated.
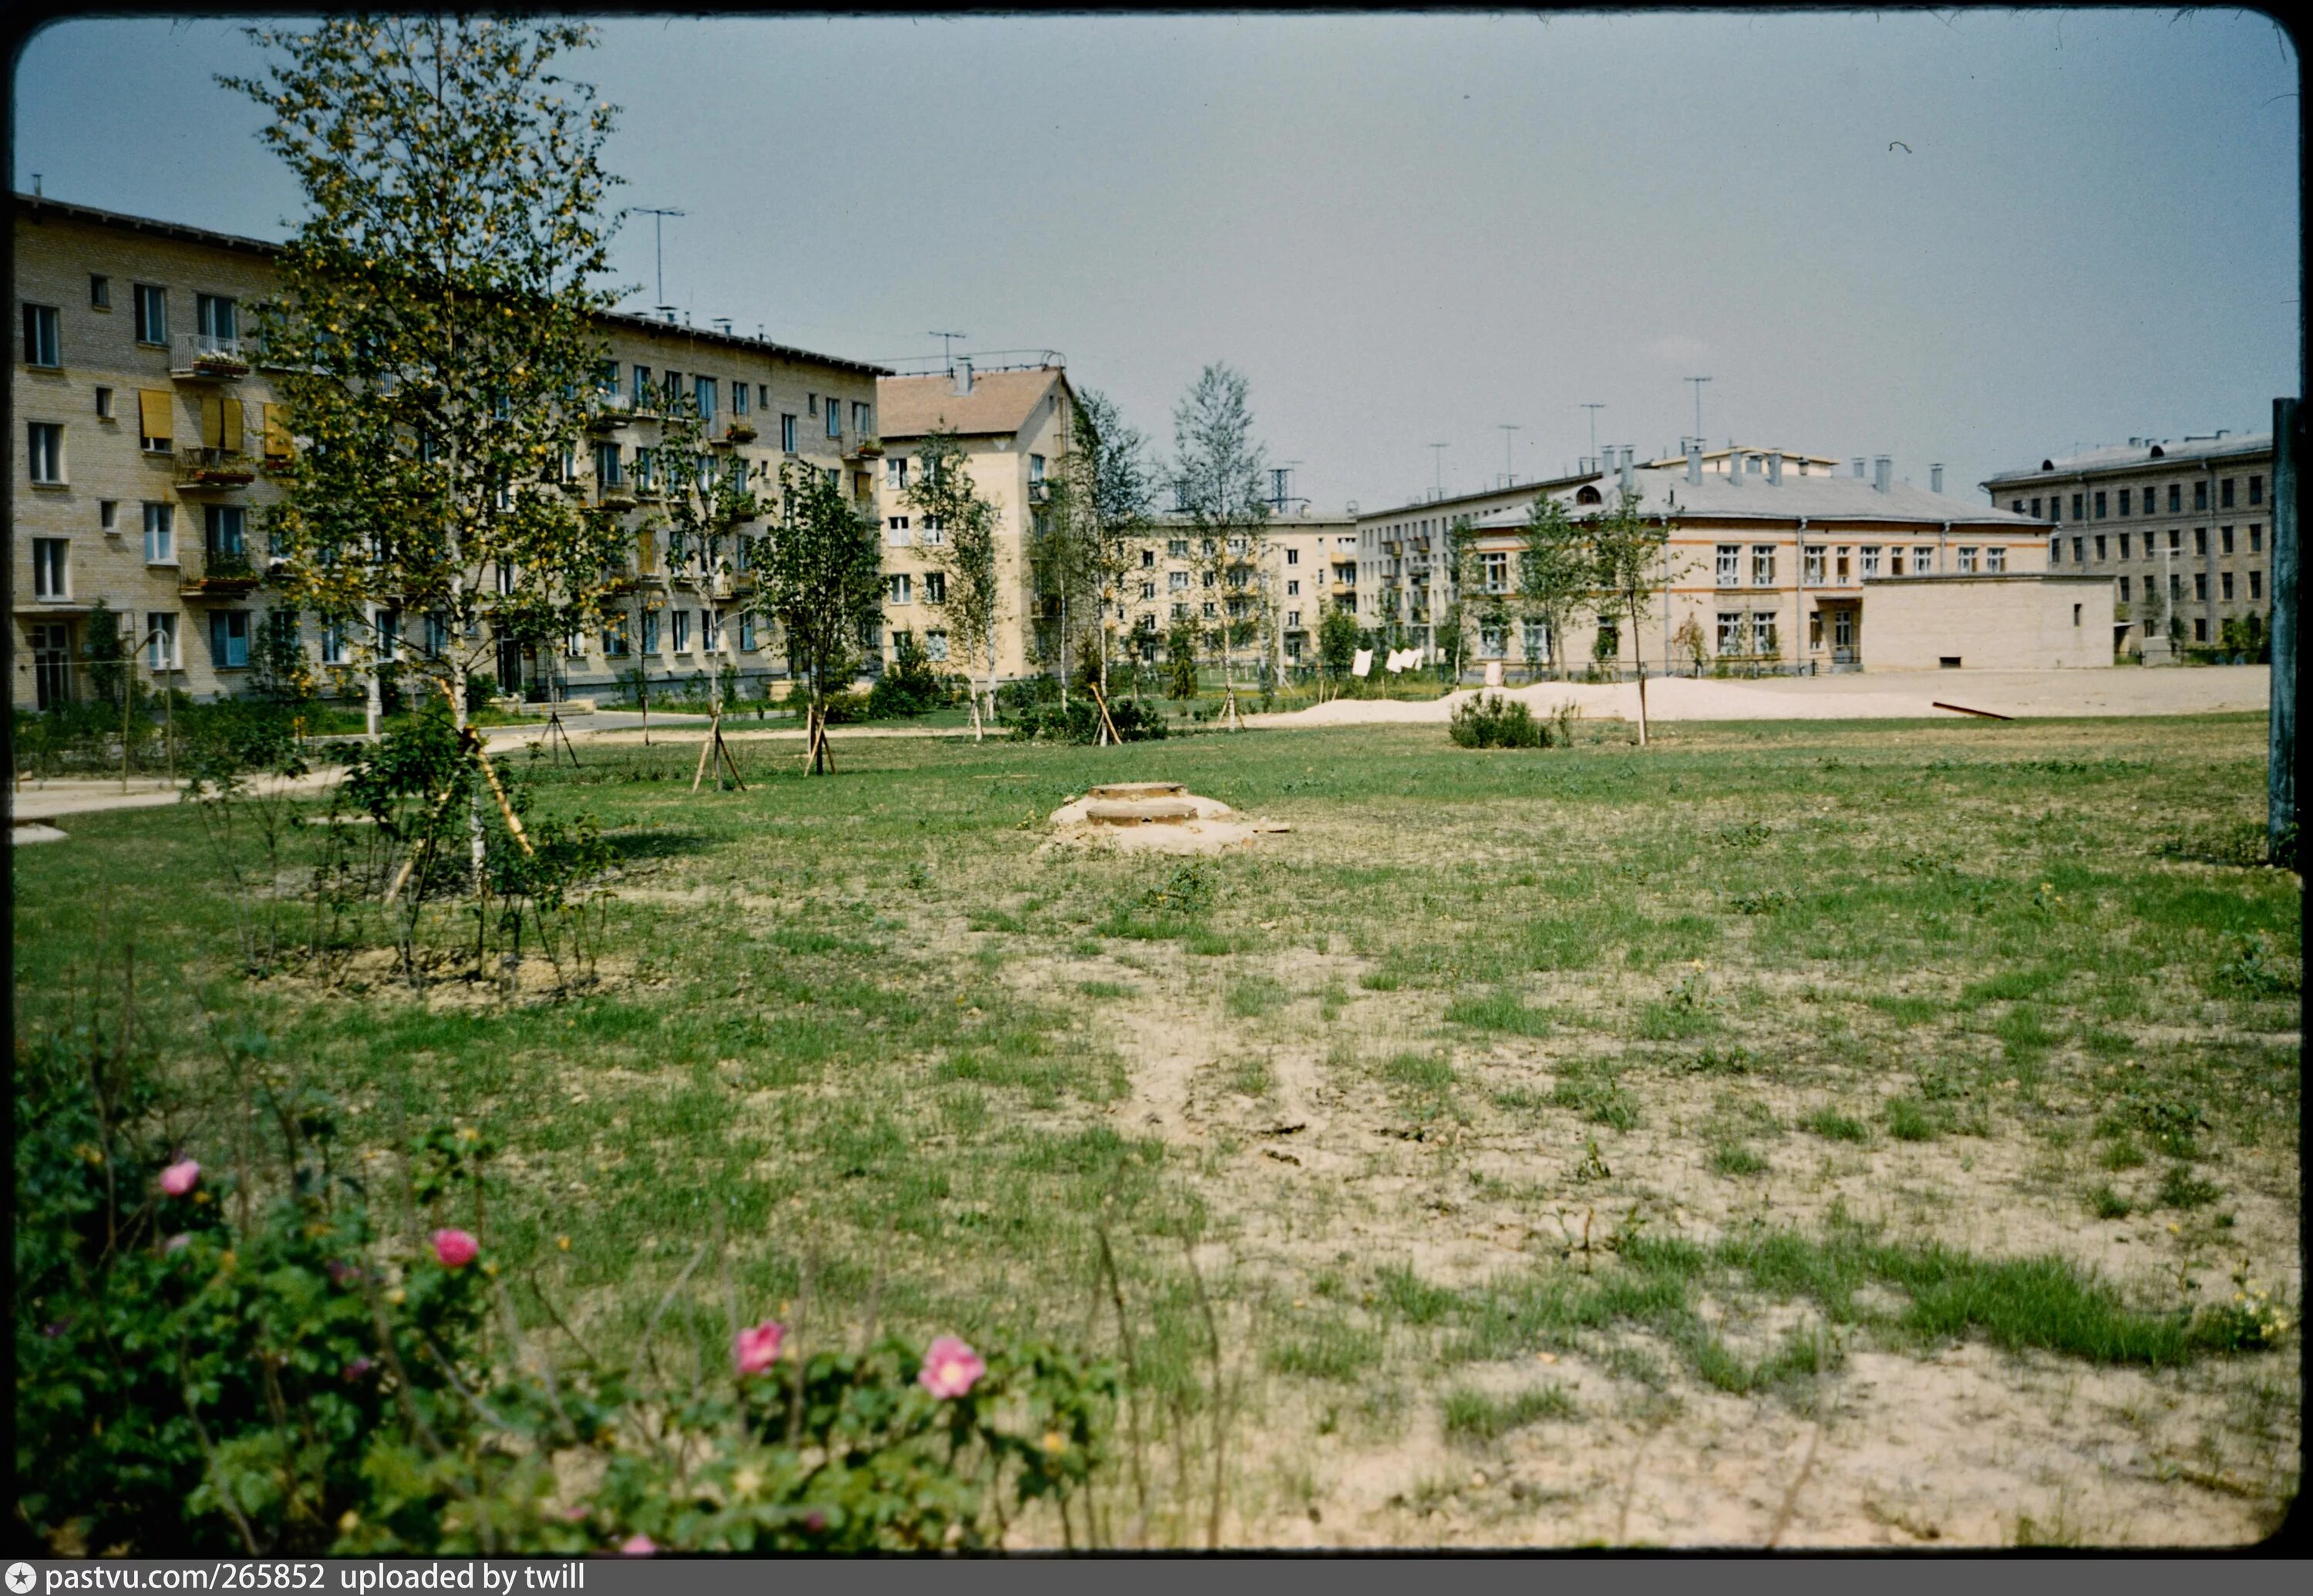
12 10 2301 513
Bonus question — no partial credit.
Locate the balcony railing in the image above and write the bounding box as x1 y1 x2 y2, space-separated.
171 333 251 379
179 545 261 597
175 447 258 490
721 419 759 445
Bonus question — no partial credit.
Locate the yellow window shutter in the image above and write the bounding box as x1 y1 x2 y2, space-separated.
201 394 224 450
138 389 173 443
264 403 293 460
222 398 244 455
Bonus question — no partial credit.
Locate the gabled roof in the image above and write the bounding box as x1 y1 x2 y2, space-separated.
876 366 1069 439
1983 433 2273 486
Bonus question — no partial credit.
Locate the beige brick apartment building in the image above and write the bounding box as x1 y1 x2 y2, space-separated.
1980 433 2275 655
11 194 884 711
1356 446 2084 674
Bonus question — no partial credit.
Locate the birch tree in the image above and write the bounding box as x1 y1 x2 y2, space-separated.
1036 389 1153 703
904 429 1002 739
226 15 628 880
1171 364 1270 721
1517 493 1587 681
652 380 760 719
1587 487 1675 746
756 462 880 773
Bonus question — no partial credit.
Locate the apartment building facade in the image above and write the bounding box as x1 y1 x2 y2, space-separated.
1114 505 1358 669
1980 433 2275 653
872 356 1076 682
11 194 884 711
1357 446 2062 674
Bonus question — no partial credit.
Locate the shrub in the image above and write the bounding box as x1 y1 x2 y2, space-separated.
12 1012 1118 1556
1009 696 1167 744
1448 692 1547 749
867 632 944 719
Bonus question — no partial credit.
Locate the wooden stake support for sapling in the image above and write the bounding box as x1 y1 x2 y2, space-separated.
689 707 748 793
1089 680 1125 746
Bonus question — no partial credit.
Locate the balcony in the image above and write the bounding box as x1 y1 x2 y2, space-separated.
1026 480 1051 504
586 400 633 432
847 436 884 459
721 419 759 445
171 333 251 379
598 483 637 510
175 447 257 490
178 545 261 598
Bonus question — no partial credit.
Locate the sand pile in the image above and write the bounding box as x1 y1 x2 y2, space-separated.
1047 782 1291 855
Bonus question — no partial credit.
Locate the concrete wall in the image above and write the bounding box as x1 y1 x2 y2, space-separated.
1859 575 2116 671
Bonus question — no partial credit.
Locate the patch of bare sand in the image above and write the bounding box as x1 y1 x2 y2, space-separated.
1045 784 1293 857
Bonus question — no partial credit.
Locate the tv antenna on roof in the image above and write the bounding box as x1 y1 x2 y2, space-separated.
930 332 968 369
1686 376 1712 451
632 206 685 315
1498 423 1521 487
1428 443 1449 501
1580 404 1604 471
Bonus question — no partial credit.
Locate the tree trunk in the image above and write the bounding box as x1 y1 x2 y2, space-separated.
451 654 485 884
1628 599 1650 748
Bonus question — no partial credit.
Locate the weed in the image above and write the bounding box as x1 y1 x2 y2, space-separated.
1885 1096 1941 1142
1803 1107 1870 1143
1440 1385 1577 1442
1710 1143 1769 1177
2156 1164 2221 1210
2086 1184 2132 1221
1445 988 1554 1035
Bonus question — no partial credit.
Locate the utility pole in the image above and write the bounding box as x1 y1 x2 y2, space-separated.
929 331 968 371
634 206 685 315
1581 404 1605 472
1686 377 1712 452
1498 424 1521 489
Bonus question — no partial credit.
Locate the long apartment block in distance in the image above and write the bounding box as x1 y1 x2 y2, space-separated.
1980 432 2275 655
12 193 887 711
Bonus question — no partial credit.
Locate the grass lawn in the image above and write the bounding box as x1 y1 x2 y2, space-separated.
12 710 2298 1547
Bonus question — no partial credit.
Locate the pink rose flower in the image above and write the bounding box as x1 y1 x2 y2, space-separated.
917 1335 986 1400
160 1160 200 1197
163 1233 192 1254
430 1228 479 1268
619 1534 655 1557
732 1320 786 1375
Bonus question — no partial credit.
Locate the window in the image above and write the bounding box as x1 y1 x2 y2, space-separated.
2119 533 2131 559
2068 493 2082 520
1889 548 1907 576
885 517 911 546
1833 546 1850 583
27 421 63 483
31 537 69 599
594 441 622 488
2072 538 2083 564
2251 569 2263 600
2029 497 2042 519
1860 545 1881 578
2194 527 2207 556
853 402 871 436
2221 526 2234 555
1985 546 2005 572
1914 546 1934 574
886 456 908 488
1752 612 1779 657
806 393 817 416
1523 619 1550 662
1285 546 1301 566
1715 544 1740 586
2193 480 2207 511
1752 545 1776 586
1168 538 1189 559
22 303 61 367
2193 572 2207 601
739 614 758 652
1809 609 1824 648
2118 488 2130 516
781 413 798 453
93 386 113 421
921 517 943 546
2220 476 2234 509
1140 547 1155 568
1716 611 1747 655
1955 546 1979 572
2072 603 2082 628
1168 570 1189 591
1803 546 1825 584
2194 618 2207 642
495 559 514 596
825 401 841 439
631 365 654 409
672 610 692 654
2093 490 2106 519
209 610 250 668
924 631 948 663
197 295 237 342
2168 483 2180 513
320 617 347 666
731 382 749 417
2170 573 2182 600
2120 575 2132 601
640 611 660 655
702 608 721 654
133 285 167 344
99 500 117 534
889 573 912 605
2220 571 2235 601
145 612 179 669
2012 500 2025 514
1029 453 1045 485
2094 536 2106 561
143 503 174 563
89 274 110 310
924 571 945 604
694 376 715 422
1286 579 1301 596
1480 551 1507 593
601 614 630 658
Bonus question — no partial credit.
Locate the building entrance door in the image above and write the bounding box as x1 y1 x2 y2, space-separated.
29 621 73 709
1829 604 1859 667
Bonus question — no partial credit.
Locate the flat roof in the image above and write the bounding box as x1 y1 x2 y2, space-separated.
1983 433 2273 487
1451 467 2042 532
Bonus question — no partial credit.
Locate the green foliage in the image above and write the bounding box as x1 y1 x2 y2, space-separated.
904 430 1002 713
13 1012 1117 1555
1439 1385 1577 1441
1007 697 1167 744
1164 618 1204 699
759 461 884 724
867 631 945 719
1447 693 1549 749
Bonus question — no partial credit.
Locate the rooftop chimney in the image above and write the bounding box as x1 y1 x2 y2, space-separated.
952 358 974 397
1852 457 1867 479
1767 450 1783 485
2128 436 2142 447
1728 448 1742 487
1618 448 1634 493
1873 456 1892 493
1685 443 1702 485
1930 463 1944 493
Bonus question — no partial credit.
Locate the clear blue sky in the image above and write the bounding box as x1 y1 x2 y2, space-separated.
12 10 2300 512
